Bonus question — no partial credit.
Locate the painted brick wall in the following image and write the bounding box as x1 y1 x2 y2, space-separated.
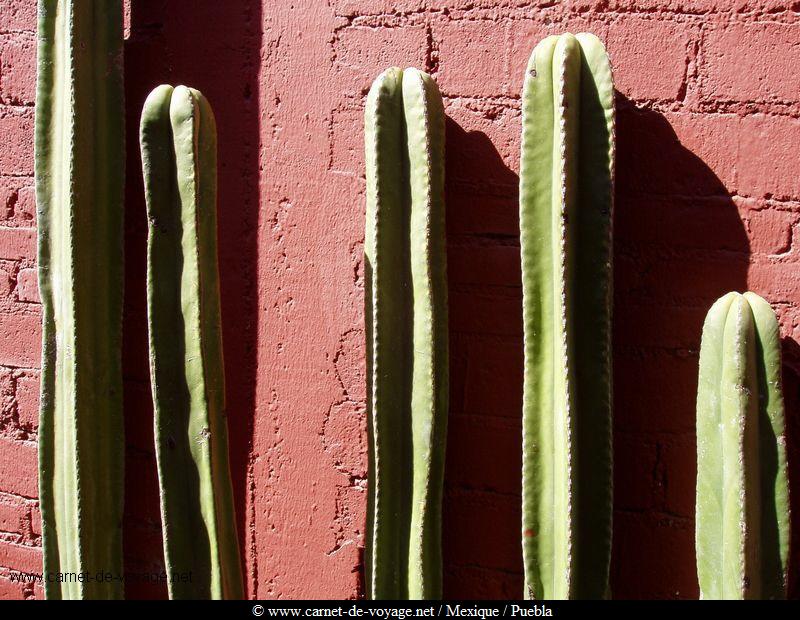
0 0 799 600
0 0 42 601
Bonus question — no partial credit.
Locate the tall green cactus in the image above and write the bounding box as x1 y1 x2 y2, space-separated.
35 0 125 600
364 67 448 600
140 85 244 600
519 33 614 600
696 292 790 599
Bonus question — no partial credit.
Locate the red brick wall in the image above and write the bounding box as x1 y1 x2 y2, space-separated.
0 0 42 601
1 0 799 600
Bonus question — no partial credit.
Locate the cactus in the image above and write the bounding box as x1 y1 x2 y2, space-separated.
364 67 448 600
35 0 125 600
140 85 244 599
696 292 790 599
519 33 614 600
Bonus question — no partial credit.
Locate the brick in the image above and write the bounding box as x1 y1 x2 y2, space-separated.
329 0 425 16
445 186 518 238
0 227 34 261
443 489 521 573
0 182 12 219
444 99 521 186
433 20 509 97
0 108 33 176
433 0 555 8
0 540 40 574
336 0 551 10
772 302 799 335
747 260 800 303
0 365 11 403
29 504 39 538
13 185 34 222
571 0 794 11
612 512 697 599
0 33 36 105
446 414 520 495
0 1 37 32
0 437 37 498
777 315 800 351
616 195 749 254
462 336 523 417
703 22 800 104
15 268 38 303
333 328 365 402
333 25 428 97
121 308 150 382
0 573 23 600
328 107 362 175
0 178 32 222
121 519 166 571
661 440 696 518
740 0 800 10
740 0 800 9
747 208 795 255
123 452 162 525
508 20 550 87
666 112 742 188
444 564 522 600
449 289 522 337
614 435 659 512
122 0 132 40
122 380 154 454
14 372 38 431
321 400 367 478
447 242 520 289
0 495 26 534
447 337 469 416
607 17 691 102
617 108 739 197
738 114 800 201
616 251 749 308
0 311 40 368
0 261 12 298
331 483 363 548
614 351 698 434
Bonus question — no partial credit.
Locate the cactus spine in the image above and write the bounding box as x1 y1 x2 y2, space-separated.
140 85 243 599
35 0 125 600
364 67 448 600
696 292 790 599
519 33 614 600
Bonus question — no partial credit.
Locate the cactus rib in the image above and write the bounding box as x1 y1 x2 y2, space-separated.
140 85 244 600
696 292 790 599
365 67 448 600
35 0 125 600
519 33 614 600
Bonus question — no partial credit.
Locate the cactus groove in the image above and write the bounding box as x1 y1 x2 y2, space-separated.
696 292 790 600
519 33 614 600
364 67 448 600
140 85 244 600
35 0 126 600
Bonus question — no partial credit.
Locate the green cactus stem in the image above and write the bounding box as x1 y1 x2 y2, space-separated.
519 33 614 600
140 85 244 600
696 292 790 599
364 67 448 600
35 0 125 600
